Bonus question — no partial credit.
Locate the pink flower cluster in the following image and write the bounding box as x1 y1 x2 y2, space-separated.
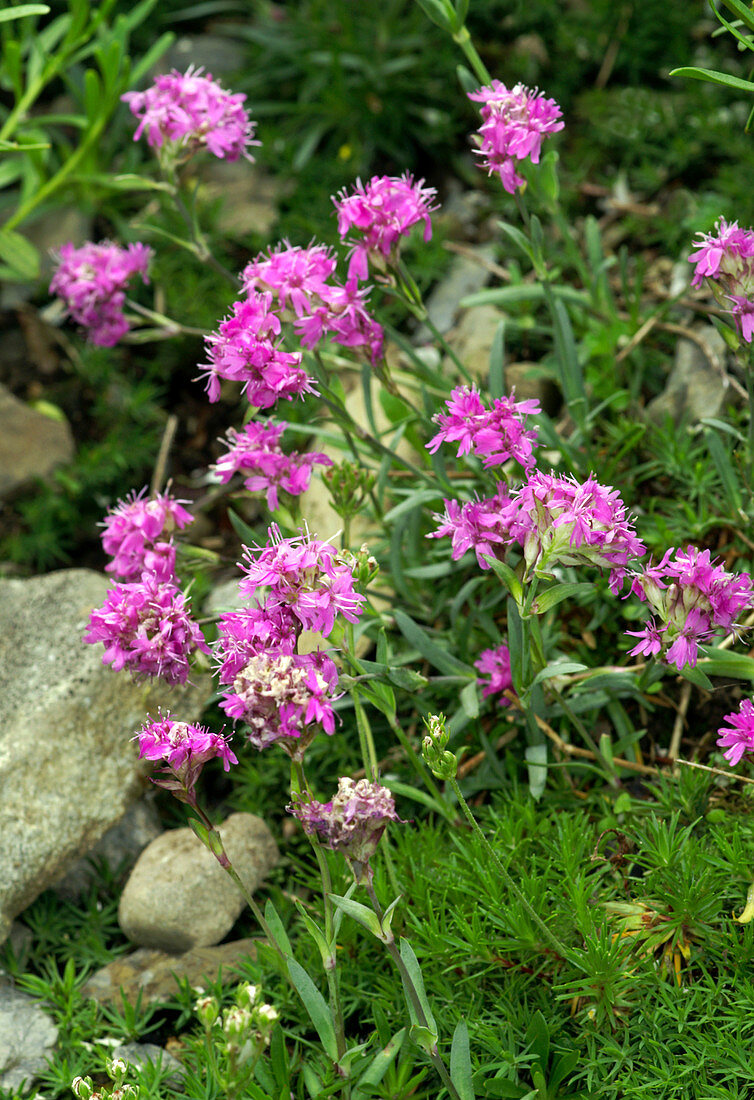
238 525 366 636
101 487 194 582
212 420 331 511
49 240 152 346
431 472 644 592
288 777 399 881
137 713 237 798
427 384 540 471
475 643 514 703
717 699 754 766
199 293 317 406
688 218 754 343
627 546 753 669
468 80 564 194
430 484 511 570
122 66 258 162
333 173 438 281
243 242 384 365
84 573 209 684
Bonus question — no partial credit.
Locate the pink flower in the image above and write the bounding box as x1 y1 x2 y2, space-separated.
83 574 210 684
468 80 563 193
333 173 438 281
101 487 194 581
211 420 332 510
243 242 384 366
626 621 665 659
242 241 337 315
49 240 152 346
199 293 316 407
238 525 366 635
688 218 754 343
214 602 298 684
122 66 258 162
508 472 645 592
427 384 540 471
429 486 511 569
627 546 753 669
137 713 237 799
717 699 754 766
475 643 514 701
288 777 400 881
222 649 339 754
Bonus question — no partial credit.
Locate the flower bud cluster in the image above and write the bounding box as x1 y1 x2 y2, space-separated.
100 487 194 583
468 80 564 194
49 240 152 346
421 714 458 780
193 983 279 1063
137 712 238 799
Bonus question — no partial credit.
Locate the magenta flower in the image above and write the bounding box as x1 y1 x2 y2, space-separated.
333 173 438 281
238 525 366 636
122 66 258 162
688 218 754 343
504 471 645 592
475 643 514 702
627 546 753 669
84 574 210 684
199 293 316 406
137 713 237 799
214 602 299 684
211 420 332 510
243 242 384 366
288 777 400 882
429 486 511 570
221 649 339 754
468 80 563 194
101 487 194 582
242 241 337 315
717 699 754 766
427 384 540 471
49 240 152 346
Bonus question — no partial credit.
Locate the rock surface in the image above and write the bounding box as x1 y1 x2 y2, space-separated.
54 798 163 902
118 813 279 952
82 939 259 1007
645 325 732 425
0 569 211 945
0 383 74 498
0 984 58 1093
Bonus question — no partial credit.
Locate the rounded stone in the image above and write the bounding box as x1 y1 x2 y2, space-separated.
118 813 279 952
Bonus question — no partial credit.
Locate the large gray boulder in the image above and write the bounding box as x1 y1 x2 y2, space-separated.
0 569 211 944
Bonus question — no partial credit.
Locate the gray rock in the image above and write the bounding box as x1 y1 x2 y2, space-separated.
416 243 497 338
54 799 163 902
118 813 279 952
0 383 74 498
645 325 731 425
163 34 246 79
0 984 58 1093
81 938 259 1007
0 569 211 945
112 1041 184 1085
444 303 505 381
199 160 279 239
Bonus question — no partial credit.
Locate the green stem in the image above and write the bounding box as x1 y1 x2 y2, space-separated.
364 881 464 1100
447 774 571 961
190 802 285 961
452 25 492 85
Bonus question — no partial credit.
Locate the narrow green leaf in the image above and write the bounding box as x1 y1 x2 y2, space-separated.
497 220 535 264
489 318 506 399
669 65 754 94
481 554 524 606
507 597 525 696
227 507 258 545
700 649 754 681
399 938 436 1034
532 582 593 615
450 1019 475 1100
393 608 475 676
525 743 548 800
413 0 455 31
546 291 587 424
353 1029 406 1096
294 898 333 966
0 5 49 22
456 63 479 96
531 661 588 688
678 663 714 690
264 898 292 956
461 284 590 310
0 228 40 280
705 427 742 512
461 679 479 718
328 894 383 939
286 958 338 1062
382 778 455 822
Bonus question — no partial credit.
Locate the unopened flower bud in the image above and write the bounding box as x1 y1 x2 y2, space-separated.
324 461 376 520
236 982 259 1010
194 994 219 1027
223 1004 253 1040
422 715 457 779
255 1002 280 1031
107 1059 128 1085
72 1077 94 1100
